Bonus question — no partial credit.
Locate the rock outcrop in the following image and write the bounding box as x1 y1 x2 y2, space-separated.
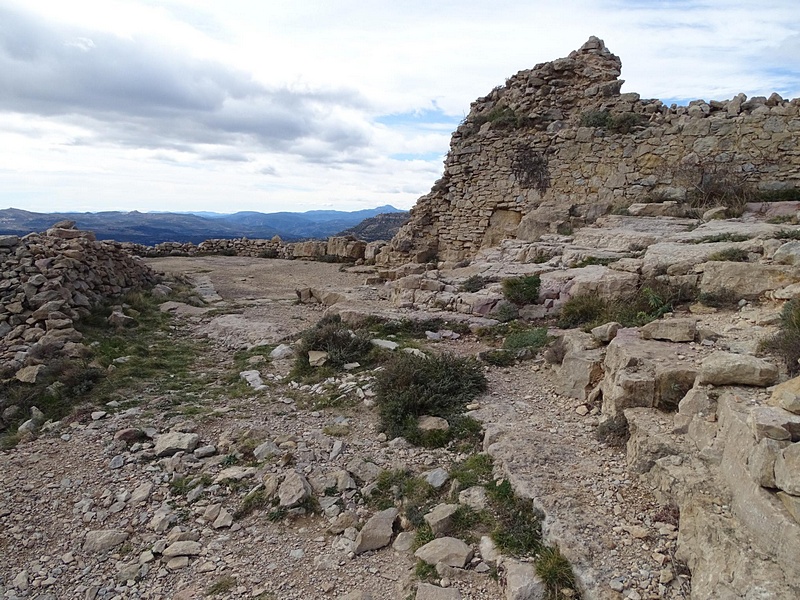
377 37 800 266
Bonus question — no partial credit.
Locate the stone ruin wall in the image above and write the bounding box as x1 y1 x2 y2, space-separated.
378 36 800 266
126 236 384 262
0 224 156 382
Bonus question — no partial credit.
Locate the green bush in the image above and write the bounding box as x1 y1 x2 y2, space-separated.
502 275 541 306
375 353 487 441
291 315 374 377
503 327 549 350
697 288 739 309
707 248 749 262
536 546 578 599
760 299 800 375
492 301 520 323
777 229 800 240
481 349 516 367
461 275 488 292
557 280 697 330
488 479 542 556
557 293 606 329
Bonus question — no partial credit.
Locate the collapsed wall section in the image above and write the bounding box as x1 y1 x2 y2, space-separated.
0 224 157 380
378 36 800 266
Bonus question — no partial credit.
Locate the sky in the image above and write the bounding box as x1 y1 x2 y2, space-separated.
1 1 798 215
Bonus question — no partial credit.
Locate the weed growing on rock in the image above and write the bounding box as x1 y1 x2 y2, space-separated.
776 229 800 240
461 275 489 292
481 349 517 367
760 299 800 375
375 353 487 442
487 479 542 556
207 575 236 596
707 248 750 262
502 275 541 306
503 327 549 350
691 232 751 244
414 559 438 582
233 489 274 520
536 546 579 599
697 288 740 309
449 453 494 491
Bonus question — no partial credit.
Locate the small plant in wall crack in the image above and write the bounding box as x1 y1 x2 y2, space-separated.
512 146 550 194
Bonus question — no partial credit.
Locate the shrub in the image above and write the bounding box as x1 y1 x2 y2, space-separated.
461 275 488 292
375 353 487 441
760 299 800 375
557 293 606 329
502 275 541 306
776 229 800 240
488 479 542 556
697 288 739 309
580 110 644 133
707 248 749 262
481 349 516 367
492 301 520 323
503 327 549 350
291 315 374 377
536 546 578 599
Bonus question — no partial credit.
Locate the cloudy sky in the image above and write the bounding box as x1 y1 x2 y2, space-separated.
1 0 798 215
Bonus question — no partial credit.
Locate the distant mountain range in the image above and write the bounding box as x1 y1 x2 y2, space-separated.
0 206 408 245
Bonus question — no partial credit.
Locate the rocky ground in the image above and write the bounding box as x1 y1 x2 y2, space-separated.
0 256 776 600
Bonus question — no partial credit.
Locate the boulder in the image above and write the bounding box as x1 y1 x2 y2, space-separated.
775 443 800 495
700 262 800 299
418 416 450 432
416 583 462 600
748 438 787 488
747 406 800 442
770 376 800 414
354 508 398 554
423 504 459 537
504 559 546 600
414 537 473 568
698 352 778 387
83 530 129 553
773 241 800 265
154 432 200 457
640 318 696 342
278 471 313 508
163 541 202 557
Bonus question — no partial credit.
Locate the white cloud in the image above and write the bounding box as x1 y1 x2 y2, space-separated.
0 0 798 214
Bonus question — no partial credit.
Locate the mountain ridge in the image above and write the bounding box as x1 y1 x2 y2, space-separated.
0 205 406 245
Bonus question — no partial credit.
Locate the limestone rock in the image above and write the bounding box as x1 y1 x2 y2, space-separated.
163 541 202 557
748 438 786 488
354 507 398 554
15 365 46 384
154 432 200 457
416 583 462 600
83 530 129 553
700 262 800 300
419 415 450 432
777 491 800 523
640 318 696 342
748 406 800 442
773 240 800 265
590 321 620 343
308 351 328 367
504 559 546 600
414 537 473 568
423 467 450 489
698 352 778 387
458 486 489 511
770 376 800 414
270 344 294 359
775 443 800 495
278 471 313 508
423 503 459 537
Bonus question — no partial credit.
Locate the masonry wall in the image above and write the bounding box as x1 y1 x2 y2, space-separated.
378 37 800 266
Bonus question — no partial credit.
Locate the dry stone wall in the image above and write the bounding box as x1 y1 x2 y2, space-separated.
127 236 379 262
0 224 156 381
378 36 800 266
